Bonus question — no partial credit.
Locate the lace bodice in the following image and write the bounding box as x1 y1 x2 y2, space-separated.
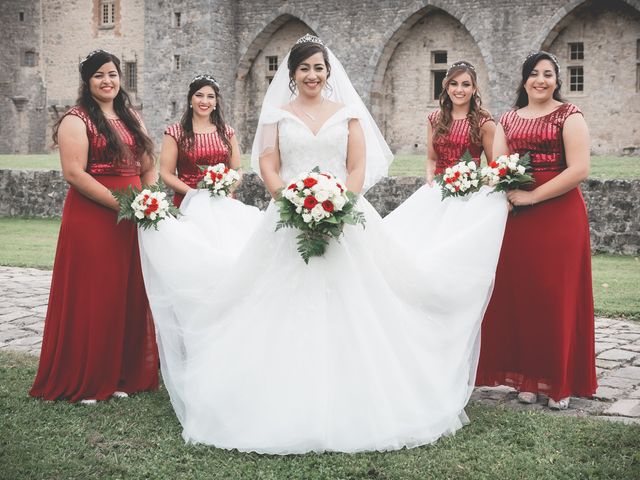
277 107 355 183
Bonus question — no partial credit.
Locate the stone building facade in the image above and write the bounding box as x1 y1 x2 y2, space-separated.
1 0 639 155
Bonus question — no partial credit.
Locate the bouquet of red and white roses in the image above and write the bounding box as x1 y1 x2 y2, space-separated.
481 152 534 192
276 167 365 264
434 150 482 200
112 180 180 230
197 164 241 197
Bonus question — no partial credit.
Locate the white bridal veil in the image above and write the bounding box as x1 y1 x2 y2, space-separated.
250 43 393 191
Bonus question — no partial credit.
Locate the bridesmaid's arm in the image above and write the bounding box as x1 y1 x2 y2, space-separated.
135 114 158 186
492 123 509 158
228 134 243 188
507 114 590 207
345 118 365 194
425 122 438 186
159 134 191 196
58 115 120 211
259 125 285 198
480 119 496 164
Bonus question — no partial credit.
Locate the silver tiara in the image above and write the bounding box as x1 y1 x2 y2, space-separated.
525 51 559 68
80 49 109 66
447 61 475 75
190 74 220 88
295 34 324 46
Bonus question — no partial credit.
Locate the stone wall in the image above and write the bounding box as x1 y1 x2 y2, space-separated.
1 169 638 254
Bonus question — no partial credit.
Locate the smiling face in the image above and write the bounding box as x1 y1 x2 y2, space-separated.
88 61 120 103
524 59 557 104
446 71 476 108
190 85 217 119
294 52 327 98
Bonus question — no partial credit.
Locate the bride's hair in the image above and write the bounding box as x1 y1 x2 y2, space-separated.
287 40 331 94
432 61 490 146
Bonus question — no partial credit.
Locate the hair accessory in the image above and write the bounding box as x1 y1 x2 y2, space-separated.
80 49 109 66
295 34 324 46
446 61 475 76
525 51 559 69
190 74 220 88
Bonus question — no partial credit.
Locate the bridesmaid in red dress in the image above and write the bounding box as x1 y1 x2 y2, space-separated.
426 61 495 183
30 50 159 404
160 74 241 207
476 51 596 409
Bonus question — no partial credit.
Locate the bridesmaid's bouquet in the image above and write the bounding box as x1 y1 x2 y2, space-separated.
482 153 534 192
198 164 241 197
112 180 180 230
434 150 482 200
275 167 365 264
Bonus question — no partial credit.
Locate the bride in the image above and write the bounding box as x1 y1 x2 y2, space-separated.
138 35 508 454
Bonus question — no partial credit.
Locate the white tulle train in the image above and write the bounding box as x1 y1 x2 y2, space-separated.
138 184 507 454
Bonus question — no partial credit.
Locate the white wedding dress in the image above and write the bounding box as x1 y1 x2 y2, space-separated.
138 106 508 454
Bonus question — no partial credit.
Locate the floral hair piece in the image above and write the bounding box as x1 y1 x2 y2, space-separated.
190 74 220 88
446 61 476 76
80 49 110 66
295 34 324 46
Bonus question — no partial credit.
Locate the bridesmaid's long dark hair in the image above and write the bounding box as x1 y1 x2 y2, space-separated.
52 50 154 168
178 76 231 155
514 51 565 108
433 61 490 146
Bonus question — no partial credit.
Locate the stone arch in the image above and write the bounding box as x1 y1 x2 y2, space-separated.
536 0 640 50
368 1 495 111
370 5 491 154
234 14 318 150
540 0 640 154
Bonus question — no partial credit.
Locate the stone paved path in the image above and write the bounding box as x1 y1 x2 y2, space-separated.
2 266 639 423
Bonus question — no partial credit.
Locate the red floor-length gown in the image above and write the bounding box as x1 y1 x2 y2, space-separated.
476 103 597 401
30 107 159 402
164 123 234 207
428 110 493 172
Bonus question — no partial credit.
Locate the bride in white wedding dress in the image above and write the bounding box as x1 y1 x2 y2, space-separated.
137 35 508 454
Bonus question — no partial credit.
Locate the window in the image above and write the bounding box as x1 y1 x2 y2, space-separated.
100 0 115 27
433 70 447 100
432 51 447 64
22 50 37 67
174 55 181 70
19 12 24 21
125 62 137 92
174 12 181 27
266 56 278 73
569 66 584 92
569 42 584 60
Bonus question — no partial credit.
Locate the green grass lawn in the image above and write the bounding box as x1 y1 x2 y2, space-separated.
2 154 639 180
1 351 638 480
0 217 638 320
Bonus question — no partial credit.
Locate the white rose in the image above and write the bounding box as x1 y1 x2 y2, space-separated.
302 213 312 223
315 190 329 202
517 165 526 174
134 211 144 219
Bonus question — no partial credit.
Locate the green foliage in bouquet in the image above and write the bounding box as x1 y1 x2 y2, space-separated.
275 171 366 264
491 152 534 193
111 179 181 231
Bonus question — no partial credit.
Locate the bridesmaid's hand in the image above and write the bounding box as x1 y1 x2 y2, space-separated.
425 173 435 187
507 189 537 207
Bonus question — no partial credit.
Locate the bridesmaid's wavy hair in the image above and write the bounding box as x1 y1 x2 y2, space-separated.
178 77 231 155
514 51 565 108
287 40 331 95
433 61 491 146
52 50 154 168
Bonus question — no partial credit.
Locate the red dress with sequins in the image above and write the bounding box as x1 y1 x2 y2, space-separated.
476 103 597 401
427 110 493 172
165 123 235 207
30 107 159 402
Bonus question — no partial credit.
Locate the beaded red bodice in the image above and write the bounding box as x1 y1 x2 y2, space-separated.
165 123 234 188
428 110 493 174
66 106 142 176
500 103 582 173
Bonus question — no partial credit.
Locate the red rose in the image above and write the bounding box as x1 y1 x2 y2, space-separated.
303 177 318 188
303 195 318 209
498 168 507 176
489 161 499 168
216 173 223 180
224 167 229 173
322 200 334 212
287 183 297 190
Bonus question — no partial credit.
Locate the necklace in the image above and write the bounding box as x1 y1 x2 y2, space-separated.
293 97 324 122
